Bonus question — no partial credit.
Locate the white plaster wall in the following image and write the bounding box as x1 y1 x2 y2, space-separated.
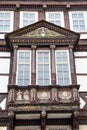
0 59 10 73
0 52 10 57
77 76 87 91
79 125 87 130
80 97 86 109
74 52 87 57
75 58 87 73
0 76 8 92
0 127 7 130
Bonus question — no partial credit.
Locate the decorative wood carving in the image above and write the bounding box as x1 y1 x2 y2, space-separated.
8 89 15 102
51 88 57 102
22 27 65 38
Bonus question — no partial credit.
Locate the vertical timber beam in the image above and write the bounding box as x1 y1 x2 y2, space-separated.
10 45 18 85
31 45 37 85
72 110 79 130
8 111 14 130
41 111 46 130
69 45 77 85
50 45 56 85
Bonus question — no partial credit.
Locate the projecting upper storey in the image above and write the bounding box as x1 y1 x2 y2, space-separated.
5 20 80 49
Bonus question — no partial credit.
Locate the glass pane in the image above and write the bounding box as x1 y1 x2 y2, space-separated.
78 13 84 18
73 20 78 25
38 64 43 71
57 72 63 78
55 13 60 19
25 64 29 71
25 52 30 57
58 79 63 85
44 72 49 78
64 72 69 78
18 64 24 71
24 72 29 79
73 25 79 31
80 25 85 30
38 72 43 79
30 13 35 18
44 64 49 71
44 80 49 85
24 80 29 85
0 20 3 25
64 79 70 85
4 25 10 31
0 26 3 31
57 65 62 71
63 64 68 71
23 13 28 18
0 13 4 18
49 13 54 19
5 20 10 25
18 72 23 79
5 13 10 18
79 20 85 25
18 80 23 86
23 20 29 26
55 21 61 26
38 80 43 85
72 13 77 18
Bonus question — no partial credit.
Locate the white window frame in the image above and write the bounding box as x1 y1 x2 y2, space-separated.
36 50 51 86
69 11 87 32
20 11 38 28
0 11 14 32
46 11 65 27
55 50 71 86
16 50 31 86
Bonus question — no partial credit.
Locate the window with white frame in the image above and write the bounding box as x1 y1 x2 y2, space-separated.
46 12 64 27
20 11 38 28
36 51 51 86
16 50 31 86
0 11 14 32
55 50 71 86
69 11 87 32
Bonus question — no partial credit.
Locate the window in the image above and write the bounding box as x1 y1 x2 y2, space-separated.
0 11 13 32
46 12 64 27
16 50 31 86
20 11 38 28
55 50 71 86
69 11 87 32
36 51 51 86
